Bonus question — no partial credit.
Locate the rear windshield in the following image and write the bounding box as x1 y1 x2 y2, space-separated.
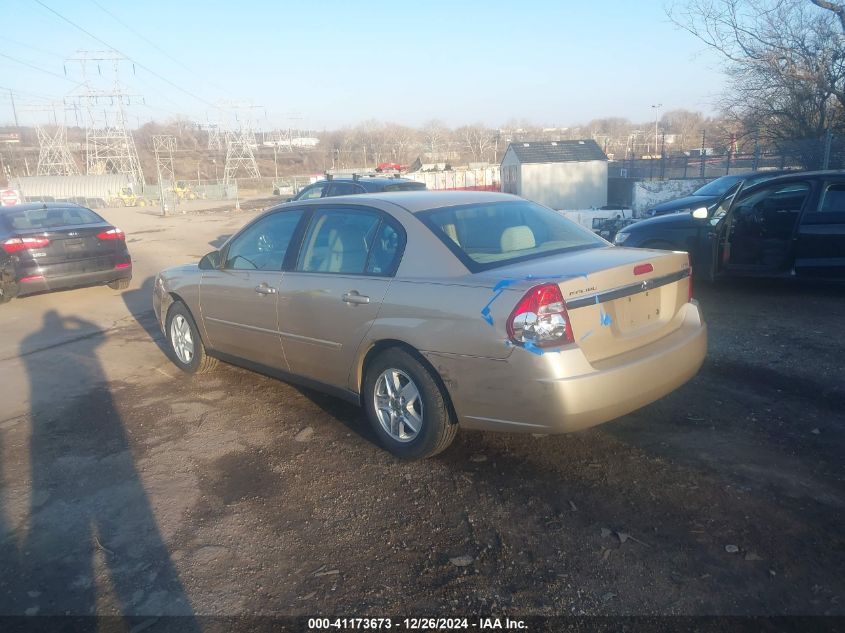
382 182 426 192
419 200 605 272
2 206 105 231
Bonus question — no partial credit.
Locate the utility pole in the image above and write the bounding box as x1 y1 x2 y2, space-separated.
699 129 707 178
651 103 662 158
8 89 19 127
822 128 833 170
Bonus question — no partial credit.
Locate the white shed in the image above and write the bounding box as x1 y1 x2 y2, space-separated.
500 140 608 209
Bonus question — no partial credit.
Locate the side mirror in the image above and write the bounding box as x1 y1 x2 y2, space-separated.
692 207 708 220
285 197 293 203
198 250 221 270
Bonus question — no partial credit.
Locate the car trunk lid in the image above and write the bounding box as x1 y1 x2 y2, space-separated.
482 246 693 363
14 223 122 273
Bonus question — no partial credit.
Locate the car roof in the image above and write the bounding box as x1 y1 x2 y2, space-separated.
740 170 845 189
317 176 415 186
319 190 520 214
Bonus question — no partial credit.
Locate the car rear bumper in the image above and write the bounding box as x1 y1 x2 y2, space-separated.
423 301 707 434
18 265 132 295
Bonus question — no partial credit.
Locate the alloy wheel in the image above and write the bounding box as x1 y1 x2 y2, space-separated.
170 314 194 365
373 368 424 442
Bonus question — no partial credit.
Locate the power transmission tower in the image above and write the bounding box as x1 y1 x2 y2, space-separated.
152 135 176 183
66 51 145 184
152 135 176 216
219 102 261 184
206 124 223 151
28 103 80 176
224 129 260 182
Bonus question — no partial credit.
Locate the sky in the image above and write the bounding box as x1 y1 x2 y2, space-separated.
1 0 728 131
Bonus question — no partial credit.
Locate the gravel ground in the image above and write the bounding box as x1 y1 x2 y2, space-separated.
0 258 842 619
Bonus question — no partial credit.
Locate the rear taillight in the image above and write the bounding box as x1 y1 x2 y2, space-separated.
507 283 574 349
96 228 125 241
2 236 50 254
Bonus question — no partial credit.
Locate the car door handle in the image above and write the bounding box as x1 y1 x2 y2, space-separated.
342 291 370 305
254 284 277 295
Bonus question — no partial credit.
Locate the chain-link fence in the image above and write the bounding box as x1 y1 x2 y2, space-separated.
610 133 844 180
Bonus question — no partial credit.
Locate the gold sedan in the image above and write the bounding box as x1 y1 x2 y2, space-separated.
154 191 706 459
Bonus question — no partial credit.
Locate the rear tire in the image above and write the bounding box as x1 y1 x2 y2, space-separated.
108 278 131 291
165 301 218 374
363 348 457 460
0 266 17 304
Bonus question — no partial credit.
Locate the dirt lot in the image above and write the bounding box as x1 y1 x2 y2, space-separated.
0 202 842 620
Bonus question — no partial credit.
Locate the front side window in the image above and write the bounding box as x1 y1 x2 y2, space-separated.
224 210 304 271
297 208 386 275
295 183 327 201
731 182 810 220
420 200 605 271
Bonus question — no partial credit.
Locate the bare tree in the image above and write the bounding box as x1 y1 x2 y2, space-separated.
457 124 494 162
421 119 450 158
668 0 845 160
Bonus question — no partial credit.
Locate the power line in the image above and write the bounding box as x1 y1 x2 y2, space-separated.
2 37 66 60
0 85 62 101
33 0 223 111
0 51 77 83
88 0 233 98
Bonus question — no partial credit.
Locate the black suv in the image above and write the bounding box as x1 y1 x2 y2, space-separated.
647 171 790 216
287 175 425 202
614 171 845 281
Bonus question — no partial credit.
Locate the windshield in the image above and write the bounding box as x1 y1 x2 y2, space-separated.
693 175 744 197
419 200 605 272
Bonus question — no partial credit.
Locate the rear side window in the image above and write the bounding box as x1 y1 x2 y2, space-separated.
382 182 425 192
420 200 605 271
296 207 404 276
819 183 845 213
4 206 104 230
328 182 364 196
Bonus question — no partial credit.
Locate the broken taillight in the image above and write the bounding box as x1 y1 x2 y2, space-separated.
507 283 574 349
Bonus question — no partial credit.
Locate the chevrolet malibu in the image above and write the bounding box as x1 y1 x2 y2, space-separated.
153 191 707 459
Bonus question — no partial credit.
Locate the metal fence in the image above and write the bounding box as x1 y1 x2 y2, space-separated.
610 134 844 180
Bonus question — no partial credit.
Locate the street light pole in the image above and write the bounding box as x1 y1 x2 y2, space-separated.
651 103 662 158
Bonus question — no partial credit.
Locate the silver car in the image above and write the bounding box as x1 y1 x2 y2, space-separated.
154 191 706 459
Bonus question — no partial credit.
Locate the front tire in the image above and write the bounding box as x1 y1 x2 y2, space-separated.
165 301 218 374
363 348 457 460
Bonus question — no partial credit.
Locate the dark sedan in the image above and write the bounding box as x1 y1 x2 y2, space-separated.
615 171 845 281
647 171 790 216
0 203 132 302
288 176 425 201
